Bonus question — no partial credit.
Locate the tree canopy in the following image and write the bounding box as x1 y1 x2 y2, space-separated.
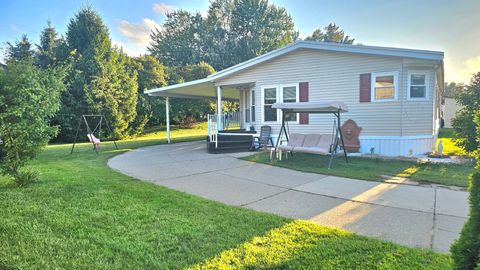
452 73 480 153
1 3 360 144
149 0 297 71
305 23 355 44
5 34 34 62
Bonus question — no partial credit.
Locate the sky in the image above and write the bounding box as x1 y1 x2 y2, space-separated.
1 0 479 83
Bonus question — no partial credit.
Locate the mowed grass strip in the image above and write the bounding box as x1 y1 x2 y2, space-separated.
242 152 474 187
190 221 451 270
0 125 452 269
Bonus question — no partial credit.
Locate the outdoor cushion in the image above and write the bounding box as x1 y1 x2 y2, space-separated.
277 144 294 151
295 146 330 155
316 134 334 150
302 134 321 147
288 133 305 147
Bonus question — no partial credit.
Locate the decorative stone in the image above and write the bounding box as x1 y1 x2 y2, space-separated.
341 119 362 152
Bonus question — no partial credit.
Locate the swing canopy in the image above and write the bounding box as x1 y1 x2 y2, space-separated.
272 101 348 113
272 100 349 169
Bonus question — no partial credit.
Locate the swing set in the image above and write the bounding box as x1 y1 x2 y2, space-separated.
70 115 119 154
272 101 349 169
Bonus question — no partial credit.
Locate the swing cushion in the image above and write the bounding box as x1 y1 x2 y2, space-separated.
303 134 321 147
278 133 333 155
87 134 100 144
295 134 334 154
278 133 305 151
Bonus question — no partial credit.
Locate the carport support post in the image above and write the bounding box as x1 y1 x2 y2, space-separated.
216 86 223 131
165 96 170 144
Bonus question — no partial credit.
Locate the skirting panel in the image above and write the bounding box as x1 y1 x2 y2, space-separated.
359 136 435 156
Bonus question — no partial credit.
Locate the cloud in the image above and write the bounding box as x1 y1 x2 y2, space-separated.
9 24 19 32
112 40 144 57
117 18 161 46
152 3 176 15
445 56 480 84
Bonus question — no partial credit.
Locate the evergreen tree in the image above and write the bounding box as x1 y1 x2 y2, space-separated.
305 23 355 44
54 7 137 141
85 50 138 138
36 20 59 69
5 34 34 62
127 55 167 134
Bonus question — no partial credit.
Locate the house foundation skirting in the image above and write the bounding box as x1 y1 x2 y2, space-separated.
359 135 435 157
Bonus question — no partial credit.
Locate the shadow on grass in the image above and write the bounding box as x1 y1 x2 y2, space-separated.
187 220 451 270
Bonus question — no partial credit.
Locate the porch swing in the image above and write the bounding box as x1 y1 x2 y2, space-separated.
70 115 119 154
272 101 349 169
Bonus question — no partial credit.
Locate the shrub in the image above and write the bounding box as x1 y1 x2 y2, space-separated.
0 61 64 183
452 73 480 154
12 167 39 187
179 116 197 129
451 171 480 270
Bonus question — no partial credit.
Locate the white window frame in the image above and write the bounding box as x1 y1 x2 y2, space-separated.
279 84 299 124
261 85 280 123
250 89 256 123
407 71 429 101
261 84 299 124
371 72 399 102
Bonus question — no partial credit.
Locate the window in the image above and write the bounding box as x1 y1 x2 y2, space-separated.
371 72 398 101
244 90 250 123
261 84 298 123
251 90 255 122
282 85 297 121
263 87 278 122
408 72 428 100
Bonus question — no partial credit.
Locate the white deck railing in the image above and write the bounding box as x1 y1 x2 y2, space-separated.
207 111 241 148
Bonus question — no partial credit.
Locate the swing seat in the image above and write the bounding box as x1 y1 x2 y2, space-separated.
278 134 334 155
87 133 101 144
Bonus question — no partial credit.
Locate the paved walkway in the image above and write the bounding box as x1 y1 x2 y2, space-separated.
108 141 468 252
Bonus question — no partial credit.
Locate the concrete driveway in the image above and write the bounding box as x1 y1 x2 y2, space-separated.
108 141 468 252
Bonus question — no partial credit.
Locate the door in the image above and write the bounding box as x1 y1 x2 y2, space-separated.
244 88 255 129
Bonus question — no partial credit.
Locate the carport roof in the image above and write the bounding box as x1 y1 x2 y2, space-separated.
145 41 444 98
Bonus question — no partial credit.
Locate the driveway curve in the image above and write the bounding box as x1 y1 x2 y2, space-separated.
108 141 468 252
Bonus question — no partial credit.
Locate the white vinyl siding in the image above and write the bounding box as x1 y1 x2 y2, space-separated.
218 49 436 137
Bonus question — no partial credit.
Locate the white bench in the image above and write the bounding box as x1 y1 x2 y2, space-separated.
276 133 334 160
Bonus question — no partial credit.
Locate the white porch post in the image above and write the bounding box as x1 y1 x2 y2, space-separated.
216 86 222 130
165 96 170 144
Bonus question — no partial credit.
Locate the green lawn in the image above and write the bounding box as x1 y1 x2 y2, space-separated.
242 152 474 188
0 124 452 269
436 128 467 157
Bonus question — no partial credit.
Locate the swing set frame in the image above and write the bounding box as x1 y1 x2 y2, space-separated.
272 101 349 169
70 114 119 154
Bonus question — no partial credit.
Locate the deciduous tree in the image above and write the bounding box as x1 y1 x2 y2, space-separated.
305 23 355 44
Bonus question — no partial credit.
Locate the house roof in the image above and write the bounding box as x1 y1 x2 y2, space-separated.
146 41 444 97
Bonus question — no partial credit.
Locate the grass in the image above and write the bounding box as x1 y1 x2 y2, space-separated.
242 152 474 188
0 124 452 269
436 128 467 157
243 128 475 188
